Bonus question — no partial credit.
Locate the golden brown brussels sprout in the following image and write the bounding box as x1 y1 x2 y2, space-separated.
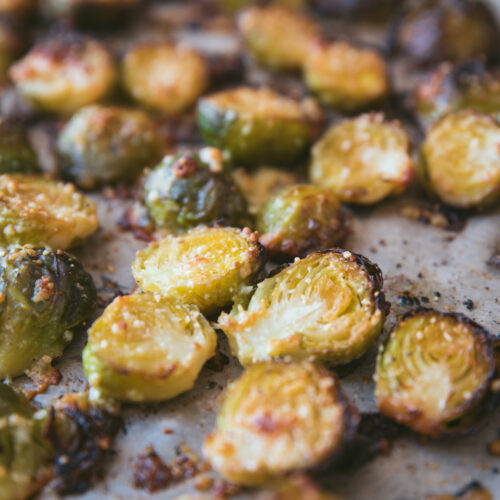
218 249 388 366
256 184 346 260
143 148 249 233
238 5 318 71
0 120 39 174
375 309 495 437
0 175 98 249
419 110 500 208
83 293 217 403
9 32 116 115
0 246 96 378
122 42 208 116
310 114 414 205
198 87 323 167
390 0 499 66
57 105 162 189
204 361 358 485
304 41 389 113
132 227 265 315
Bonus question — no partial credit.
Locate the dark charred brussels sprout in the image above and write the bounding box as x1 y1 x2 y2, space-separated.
204 361 358 485
143 148 249 233
419 110 500 208
310 114 414 205
58 105 162 189
238 5 319 71
198 87 323 167
390 0 499 66
256 184 346 260
122 42 208 116
375 309 495 437
218 249 388 366
132 227 265 315
310 0 399 22
0 175 98 249
9 32 116 115
304 41 389 112
83 293 217 403
0 246 96 378
0 120 39 174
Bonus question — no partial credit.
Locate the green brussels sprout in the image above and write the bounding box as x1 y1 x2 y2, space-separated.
132 227 265 316
143 148 249 233
218 249 389 366
9 32 116 115
256 184 346 260
390 0 499 66
203 361 359 485
375 309 495 437
57 105 162 189
0 120 39 175
238 5 319 71
83 293 217 403
198 87 323 167
309 113 414 205
122 42 208 116
419 110 500 208
304 41 390 112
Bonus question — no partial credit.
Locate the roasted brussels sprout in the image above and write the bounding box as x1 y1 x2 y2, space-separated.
83 293 217 403
304 41 389 112
256 184 346 260
375 309 495 437
419 110 500 208
122 42 208 116
0 175 98 249
9 32 116 115
132 227 265 315
143 148 249 233
0 0 35 16
390 0 499 66
204 361 358 485
0 246 96 378
258 476 341 500
238 5 318 71
57 105 162 189
218 249 388 366
198 87 323 167
310 114 414 204
310 0 399 22
0 120 39 174
212 0 306 12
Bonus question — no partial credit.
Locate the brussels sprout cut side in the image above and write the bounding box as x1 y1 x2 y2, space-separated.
310 113 414 205
198 87 323 168
419 111 500 209
0 120 39 175
375 309 495 438
204 361 358 485
218 249 389 366
132 227 265 316
83 293 217 403
143 149 249 233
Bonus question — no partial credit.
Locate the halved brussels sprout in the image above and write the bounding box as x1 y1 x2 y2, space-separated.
198 87 323 167
0 120 39 174
375 309 495 437
309 114 414 204
390 0 499 66
204 361 358 485
122 42 208 116
57 105 162 189
218 249 388 366
9 32 116 115
0 246 96 378
238 5 318 71
256 184 346 260
0 175 98 249
132 227 265 315
143 148 249 233
304 41 389 112
419 110 500 208
83 293 217 403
